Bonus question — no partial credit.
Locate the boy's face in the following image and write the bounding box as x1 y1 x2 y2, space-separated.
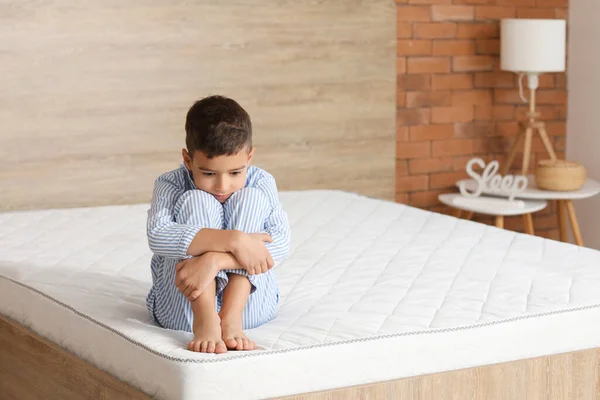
182 147 254 203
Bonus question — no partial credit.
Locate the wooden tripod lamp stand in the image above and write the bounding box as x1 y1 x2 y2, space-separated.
500 19 567 176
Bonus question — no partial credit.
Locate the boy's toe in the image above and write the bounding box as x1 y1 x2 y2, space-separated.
224 337 238 349
236 337 244 350
207 341 216 353
201 341 209 353
188 339 200 352
241 338 250 350
216 341 228 354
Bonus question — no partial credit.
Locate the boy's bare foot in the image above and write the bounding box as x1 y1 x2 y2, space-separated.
188 279 227 354
188 312 228 354
220 314 256 350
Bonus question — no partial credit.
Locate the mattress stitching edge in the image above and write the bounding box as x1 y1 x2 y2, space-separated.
2 274 600 364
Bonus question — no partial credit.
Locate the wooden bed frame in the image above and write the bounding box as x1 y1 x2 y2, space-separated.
3 315 599 399
1 0 598 399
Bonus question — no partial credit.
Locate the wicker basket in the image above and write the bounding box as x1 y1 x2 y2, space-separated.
535 160 586 191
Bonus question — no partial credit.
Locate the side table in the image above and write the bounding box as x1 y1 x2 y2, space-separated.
456 176 600 246
438 193 547 234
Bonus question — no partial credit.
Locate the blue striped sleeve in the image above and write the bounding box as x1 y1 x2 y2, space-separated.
146 174 202 259
254 172 291 262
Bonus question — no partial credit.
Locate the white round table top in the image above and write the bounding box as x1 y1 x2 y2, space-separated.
439 193 547 216
456 176 600 200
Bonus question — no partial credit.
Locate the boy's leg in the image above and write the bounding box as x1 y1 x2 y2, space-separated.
219 273 255 350
218 187 271 293
219 188 279 349
188 279 227 354
150 190 224 336
174 189 224 229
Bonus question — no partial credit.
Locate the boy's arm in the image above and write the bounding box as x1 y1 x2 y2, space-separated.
255 174 291 262
147 176 236 258
187 228 237 256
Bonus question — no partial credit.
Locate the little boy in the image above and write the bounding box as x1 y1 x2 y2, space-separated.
145 95 290 354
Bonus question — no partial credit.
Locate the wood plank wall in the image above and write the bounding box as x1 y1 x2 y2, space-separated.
0 0 396 211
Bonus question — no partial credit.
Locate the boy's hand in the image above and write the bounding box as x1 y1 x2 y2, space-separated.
230 232 274 275
175 253 220 302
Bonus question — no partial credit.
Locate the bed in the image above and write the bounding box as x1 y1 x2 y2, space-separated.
2 0 600 399
2 190 600 399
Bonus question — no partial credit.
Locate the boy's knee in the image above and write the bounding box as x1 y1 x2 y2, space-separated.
224 188 270 231
174 190 223 227
226 187 269 208
178 189 220 206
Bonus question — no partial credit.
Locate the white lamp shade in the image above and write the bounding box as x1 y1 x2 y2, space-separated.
501 19 566 73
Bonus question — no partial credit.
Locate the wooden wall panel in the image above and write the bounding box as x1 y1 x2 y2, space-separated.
0 0 395 211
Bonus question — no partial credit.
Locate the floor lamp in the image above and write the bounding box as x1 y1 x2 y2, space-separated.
500 18 567 176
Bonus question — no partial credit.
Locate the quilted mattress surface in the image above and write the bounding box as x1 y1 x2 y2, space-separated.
1 190 600 399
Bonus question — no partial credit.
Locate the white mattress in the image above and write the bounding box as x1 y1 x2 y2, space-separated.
1 190 600 400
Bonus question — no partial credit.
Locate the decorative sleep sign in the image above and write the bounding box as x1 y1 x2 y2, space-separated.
458 158 527 202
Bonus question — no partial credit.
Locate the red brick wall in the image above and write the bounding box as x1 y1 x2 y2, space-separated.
395 0 568 240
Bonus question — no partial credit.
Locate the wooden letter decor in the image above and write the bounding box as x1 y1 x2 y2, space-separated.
459 158 527 202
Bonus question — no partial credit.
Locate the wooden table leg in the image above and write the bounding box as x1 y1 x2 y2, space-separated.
495 215 504 229
522 214 534 235
452 209 462 218
464 211 473 220
557 200 568 242
564 200 584 246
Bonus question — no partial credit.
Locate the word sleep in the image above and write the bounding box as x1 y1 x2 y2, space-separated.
459 158 527 201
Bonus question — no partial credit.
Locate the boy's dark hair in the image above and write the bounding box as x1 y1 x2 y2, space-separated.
185 95 252 159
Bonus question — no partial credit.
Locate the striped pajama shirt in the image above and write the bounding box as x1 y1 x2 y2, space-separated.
145 164 290 332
